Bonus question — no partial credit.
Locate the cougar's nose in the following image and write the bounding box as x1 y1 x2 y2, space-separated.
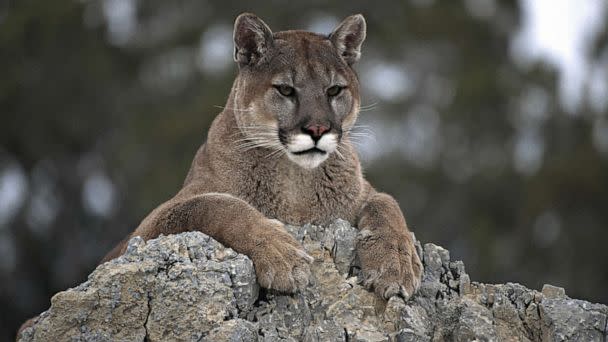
302 123 330 142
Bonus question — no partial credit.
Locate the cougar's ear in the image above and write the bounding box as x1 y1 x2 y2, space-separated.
329 14 366 65
233 13 274 66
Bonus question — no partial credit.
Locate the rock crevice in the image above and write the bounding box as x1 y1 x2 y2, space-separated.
18 220 608 341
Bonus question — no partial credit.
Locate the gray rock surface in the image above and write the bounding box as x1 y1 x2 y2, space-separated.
18 220 608 342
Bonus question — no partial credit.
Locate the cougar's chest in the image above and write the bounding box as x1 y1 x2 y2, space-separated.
240 157 362 226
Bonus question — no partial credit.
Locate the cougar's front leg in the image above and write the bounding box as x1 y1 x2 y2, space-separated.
357 192 423 299
112 193 313 293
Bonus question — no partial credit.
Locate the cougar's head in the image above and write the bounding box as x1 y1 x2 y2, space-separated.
230 13 366 169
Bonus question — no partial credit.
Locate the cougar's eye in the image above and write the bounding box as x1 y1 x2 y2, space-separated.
274 84 295 97
327 85 343 97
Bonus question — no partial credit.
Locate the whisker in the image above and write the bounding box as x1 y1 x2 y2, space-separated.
242 130 278 134
334 144 349 161
343 133 376 147
345 135 375 145
234 134 275 139
238 124 278 128
348 124 374 130
265 147 286 159
345 132 375 139
233 132 284 153
234 138 279 145
234 139 275 146
345 124 376 139
233 134 278 141
334 147 345 160
359 102 378 110
231 127 279 138
214 105 254 112
345 129 375 135
235 142 274 149
237 144 280 153
346 133 375 140
235 139 279 147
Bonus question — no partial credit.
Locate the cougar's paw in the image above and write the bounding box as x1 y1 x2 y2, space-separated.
357 229 422 300
250 220 313 293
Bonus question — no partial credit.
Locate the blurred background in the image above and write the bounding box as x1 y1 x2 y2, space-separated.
1 0 607 340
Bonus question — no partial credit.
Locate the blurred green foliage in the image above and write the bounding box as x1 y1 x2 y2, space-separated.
1 0 607 340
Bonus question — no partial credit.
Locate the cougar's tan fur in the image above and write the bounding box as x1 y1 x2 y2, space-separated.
103 13 422 299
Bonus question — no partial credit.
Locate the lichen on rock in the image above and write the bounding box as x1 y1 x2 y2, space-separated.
18 220 608 341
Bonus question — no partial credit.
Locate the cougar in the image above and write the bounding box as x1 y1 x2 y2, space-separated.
109 13 422 299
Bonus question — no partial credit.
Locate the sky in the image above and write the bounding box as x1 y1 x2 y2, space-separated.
512 0 607 114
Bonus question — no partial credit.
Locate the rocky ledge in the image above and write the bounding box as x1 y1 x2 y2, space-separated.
18 220 608 341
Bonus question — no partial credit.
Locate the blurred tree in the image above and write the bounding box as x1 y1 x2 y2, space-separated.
1 0 607 340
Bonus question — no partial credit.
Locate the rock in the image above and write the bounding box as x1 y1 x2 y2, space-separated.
18 220 608 342
203 319 258 342
540 298 608 341
541 284 566 299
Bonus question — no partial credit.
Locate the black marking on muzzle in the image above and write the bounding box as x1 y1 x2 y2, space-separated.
292 147 327 155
